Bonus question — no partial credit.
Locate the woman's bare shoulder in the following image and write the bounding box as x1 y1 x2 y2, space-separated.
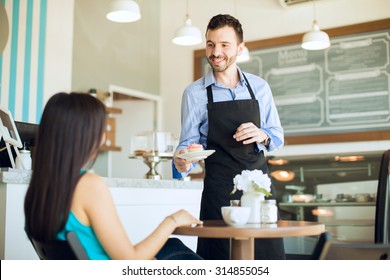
81 171 104 182
72 172 111 225
77 172 109 195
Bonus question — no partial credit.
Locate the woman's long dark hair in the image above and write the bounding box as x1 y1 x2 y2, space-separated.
24 92 106 242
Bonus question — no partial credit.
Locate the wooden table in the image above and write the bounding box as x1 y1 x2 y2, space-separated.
173 220 325 260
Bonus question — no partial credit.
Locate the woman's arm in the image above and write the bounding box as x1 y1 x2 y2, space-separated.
72 173 202 259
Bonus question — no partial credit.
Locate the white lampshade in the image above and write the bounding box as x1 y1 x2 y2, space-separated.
302 20 330 50
237 46 250 63
106 0 141 23
172 16 202 46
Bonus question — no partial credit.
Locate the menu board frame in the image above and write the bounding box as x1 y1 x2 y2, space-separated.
193 19 390 145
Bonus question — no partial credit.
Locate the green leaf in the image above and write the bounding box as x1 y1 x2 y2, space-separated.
230 185 238 195
253 182 272 197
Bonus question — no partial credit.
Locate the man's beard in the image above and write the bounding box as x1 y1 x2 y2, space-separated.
207 54 237 72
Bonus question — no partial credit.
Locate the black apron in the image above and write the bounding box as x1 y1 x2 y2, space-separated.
196 75 286 260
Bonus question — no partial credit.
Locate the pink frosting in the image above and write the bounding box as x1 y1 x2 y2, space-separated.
187 143 203 150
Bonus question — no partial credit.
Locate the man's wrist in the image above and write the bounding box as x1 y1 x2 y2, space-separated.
261 135 270 147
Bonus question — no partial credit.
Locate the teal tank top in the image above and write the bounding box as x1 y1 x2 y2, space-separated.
57 212 110 260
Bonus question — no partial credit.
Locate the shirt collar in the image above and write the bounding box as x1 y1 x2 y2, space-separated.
204 69 215 88
204 66 246 88
237 67 246 86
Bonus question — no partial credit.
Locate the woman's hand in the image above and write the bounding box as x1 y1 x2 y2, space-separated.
169 209 203 227
233 122 268 145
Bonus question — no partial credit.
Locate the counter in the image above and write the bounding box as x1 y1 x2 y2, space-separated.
0 170 203 260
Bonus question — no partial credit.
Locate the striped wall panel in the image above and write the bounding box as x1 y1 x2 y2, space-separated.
0 0 47 123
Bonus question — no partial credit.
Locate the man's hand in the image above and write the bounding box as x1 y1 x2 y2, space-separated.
233 122 268 145
173 149 196 173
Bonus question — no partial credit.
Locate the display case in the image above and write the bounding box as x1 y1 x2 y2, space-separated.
128 131 174 180
267 149 388 258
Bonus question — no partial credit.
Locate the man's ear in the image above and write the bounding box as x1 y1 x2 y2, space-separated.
237 42 245 56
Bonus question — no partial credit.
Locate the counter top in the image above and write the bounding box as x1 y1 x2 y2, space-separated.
103 177 202 189
279 201 376 207
0 169 203 189
0 169 32 184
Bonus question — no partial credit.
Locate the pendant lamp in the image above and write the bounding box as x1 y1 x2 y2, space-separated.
301 0 330 50
172 0 202 46
106 0 141 23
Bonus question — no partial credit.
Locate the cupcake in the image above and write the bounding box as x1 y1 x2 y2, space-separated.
187 143 203 152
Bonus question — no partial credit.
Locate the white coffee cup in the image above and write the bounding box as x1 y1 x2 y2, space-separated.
221 206 250 226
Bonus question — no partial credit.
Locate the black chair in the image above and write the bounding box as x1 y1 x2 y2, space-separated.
319 240 390 260
375 149 390 244
285 232 332 260
27 231 89 260
310 231 332 260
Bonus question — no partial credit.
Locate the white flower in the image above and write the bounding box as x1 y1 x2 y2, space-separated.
231 169 272 197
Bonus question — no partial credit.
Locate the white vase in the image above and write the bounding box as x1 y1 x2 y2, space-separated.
240 192 264 224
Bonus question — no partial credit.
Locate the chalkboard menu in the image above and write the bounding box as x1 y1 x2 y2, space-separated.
194 19 390 144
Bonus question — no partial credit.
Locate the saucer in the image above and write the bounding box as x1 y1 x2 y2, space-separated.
177 150 215 161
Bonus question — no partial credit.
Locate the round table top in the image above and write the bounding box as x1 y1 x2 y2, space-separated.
173 220 325 239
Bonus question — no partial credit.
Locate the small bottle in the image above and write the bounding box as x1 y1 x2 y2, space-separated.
88 88 97 98
261 200 278 224
15 144 32 170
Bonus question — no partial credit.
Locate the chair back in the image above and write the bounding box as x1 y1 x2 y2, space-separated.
28 231 89 260
319 240 390 260
375 149 390 244
311 231 332 260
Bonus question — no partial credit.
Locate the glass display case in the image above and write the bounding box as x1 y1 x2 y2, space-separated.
267 149 389 258
130 131 174 156
129 131 174 180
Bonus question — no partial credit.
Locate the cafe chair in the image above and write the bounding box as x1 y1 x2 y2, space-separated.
285 232 332 260
27 231 89 260
375 149 390 244
318 240 390 260
310 231 332 260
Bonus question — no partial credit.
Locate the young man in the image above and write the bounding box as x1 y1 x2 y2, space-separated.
173 14 285 260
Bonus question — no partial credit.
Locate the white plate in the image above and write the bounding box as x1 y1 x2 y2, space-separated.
177 150 215 161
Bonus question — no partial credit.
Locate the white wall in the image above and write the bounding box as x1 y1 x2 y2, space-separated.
44 0 74 107
71 0 161 95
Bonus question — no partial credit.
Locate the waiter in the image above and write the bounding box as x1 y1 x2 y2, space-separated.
173 14 285 260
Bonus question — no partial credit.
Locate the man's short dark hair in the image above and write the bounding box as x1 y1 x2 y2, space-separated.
206 14 244 43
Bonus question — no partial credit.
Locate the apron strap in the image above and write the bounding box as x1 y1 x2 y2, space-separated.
242 73 261 122
206 73 256 103
207 85 213 103
242 73 256 100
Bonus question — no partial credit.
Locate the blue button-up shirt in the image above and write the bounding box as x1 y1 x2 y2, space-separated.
173 67 284 178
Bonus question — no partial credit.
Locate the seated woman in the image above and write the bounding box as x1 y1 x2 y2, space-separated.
24 92 203 260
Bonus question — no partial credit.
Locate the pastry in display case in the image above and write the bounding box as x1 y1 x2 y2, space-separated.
131 131 174 156
129 131 175 180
